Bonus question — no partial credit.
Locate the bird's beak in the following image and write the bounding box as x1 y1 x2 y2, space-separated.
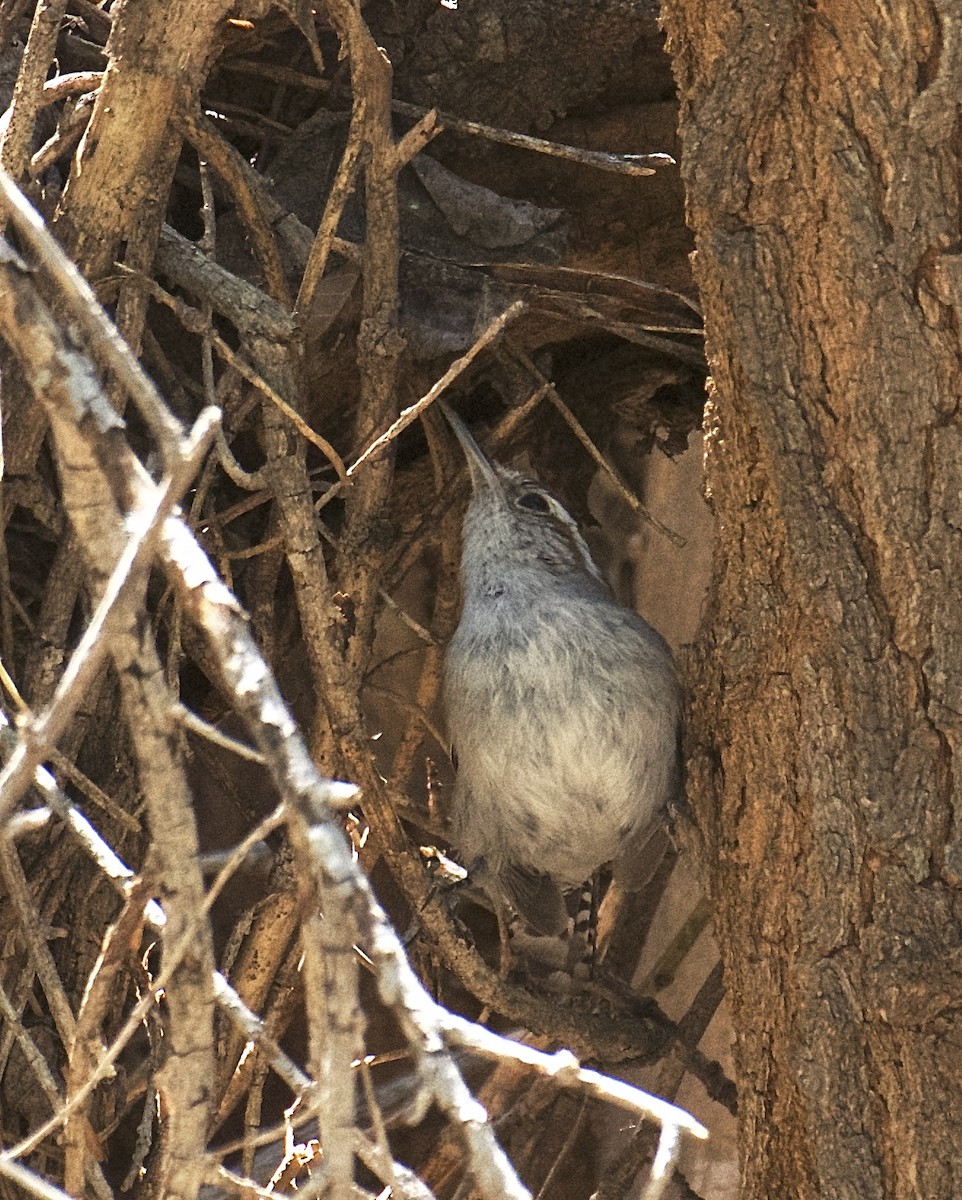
440 403 504 497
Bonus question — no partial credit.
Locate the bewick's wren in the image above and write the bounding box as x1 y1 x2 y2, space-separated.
442 406 683 937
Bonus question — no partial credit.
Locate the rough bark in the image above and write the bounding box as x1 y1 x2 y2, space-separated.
54 0 234 280
660 0 962 1196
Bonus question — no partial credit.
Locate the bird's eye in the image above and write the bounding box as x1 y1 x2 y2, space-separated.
516 491 551 514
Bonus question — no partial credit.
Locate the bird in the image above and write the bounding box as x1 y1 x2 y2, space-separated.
441 404 683 942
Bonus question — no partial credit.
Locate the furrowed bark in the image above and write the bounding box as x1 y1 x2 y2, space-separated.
661 1 962 1195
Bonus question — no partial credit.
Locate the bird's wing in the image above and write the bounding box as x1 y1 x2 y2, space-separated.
503 864 568 936
612 821 673 892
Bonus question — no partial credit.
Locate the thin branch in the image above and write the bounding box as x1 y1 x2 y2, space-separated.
391 107 441 171
639 896 713 995
35 71 104 107
173 704 267 764
0 399 217 824
0 1159 75 1200
377 589 439 646
215 420 269 492
639 1125 683 1200
534 1097 587 1200
155 223 295 344
4 707 312 1127
3 883 225 1162
29 94 93 179
116 264 349 482
204 805 290 912
0 975 62 1114
326 0 408 690
440 1016 707 1140
392 99 675 177
0 841 77 1048
49 747 142 835
210 941 304 1137
217 58 330 92
347 300 527 476
294 104 366 315
0 0 69 179
364 682 447 754
210 970 311 1099
0 168 185 467
0 712 165 927
508 343 687 548
177 108 292 309
354 1131 439 1200
64 879 150 1195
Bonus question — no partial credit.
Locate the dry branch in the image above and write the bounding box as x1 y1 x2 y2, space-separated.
177 108 292 309
0 239 217 1200
391 99 675 177
324 0 406 682
0 161 708 1200
0 0 720 1188
0 0 69 179
347 300 527 476
54 0 235 281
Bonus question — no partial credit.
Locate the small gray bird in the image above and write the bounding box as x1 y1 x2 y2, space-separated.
442 406 683 938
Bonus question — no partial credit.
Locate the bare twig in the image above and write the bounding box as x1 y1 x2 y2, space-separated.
364 683 448 754
63 880 150 1194
173 704 266 764
0 975 62 1114
0 398 217 824
29 94 93 179
0 713 164 924
177 108 292 309
218 58 330 92
508 344 687 548
3 885 223 1163
0 1159 75 1200
156 223 295 344
53 0 237 288
639 896 713 995
116 262 349 482
0 841 76 1048
483 261 703 320
392 99 675 177
534 1097 587 1200
211 971 311 1099
325 0 408 689
3 704 311 1130
377 589 438 646
49 747 141 834
639 1125 683 1200
348 300 527 476
0 0 69 179
35 71 104 107
0 168 185 465
211 941 304 1137
391 108 441 171
440 1016 707 1140
294 104 366 315
212 421 267 491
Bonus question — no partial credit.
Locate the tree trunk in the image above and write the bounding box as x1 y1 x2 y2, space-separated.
660 1 962 1196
